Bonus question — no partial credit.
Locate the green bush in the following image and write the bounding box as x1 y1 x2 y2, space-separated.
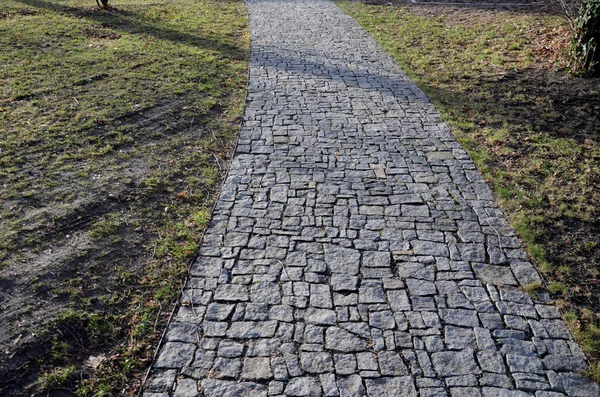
571 0 600 75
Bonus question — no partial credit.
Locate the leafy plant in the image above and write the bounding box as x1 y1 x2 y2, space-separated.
571 0 600 74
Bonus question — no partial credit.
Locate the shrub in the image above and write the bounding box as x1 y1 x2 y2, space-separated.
571 0 600 75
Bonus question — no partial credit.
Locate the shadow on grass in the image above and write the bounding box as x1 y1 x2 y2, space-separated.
15 0 246 59
420 66 600 307
429 68 600 142
351 0 563 16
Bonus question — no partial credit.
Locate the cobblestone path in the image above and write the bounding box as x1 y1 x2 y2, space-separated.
143 0 600 396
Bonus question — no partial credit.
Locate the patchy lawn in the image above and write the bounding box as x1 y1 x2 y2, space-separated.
0 0 248 394
339 0 600 381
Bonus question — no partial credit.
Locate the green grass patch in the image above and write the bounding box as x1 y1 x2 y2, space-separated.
38 365 78 391
0 0 249 394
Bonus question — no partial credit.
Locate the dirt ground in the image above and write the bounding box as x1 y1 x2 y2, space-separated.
0 0 249 394
0 100 238 394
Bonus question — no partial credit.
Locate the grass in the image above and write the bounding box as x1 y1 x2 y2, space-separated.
0 0 249 394
338 0 600 381
38 365 77 391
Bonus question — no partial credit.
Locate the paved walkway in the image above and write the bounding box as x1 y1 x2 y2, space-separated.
143 0 600 396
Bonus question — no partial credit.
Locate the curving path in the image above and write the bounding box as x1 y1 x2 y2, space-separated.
142 0 600 396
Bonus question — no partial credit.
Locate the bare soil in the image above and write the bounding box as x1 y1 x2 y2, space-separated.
0 100 237 395
0 0 249 394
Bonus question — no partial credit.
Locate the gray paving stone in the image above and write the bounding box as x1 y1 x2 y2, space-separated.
480 373 513 388
412 240 449 257
388 289 411 311
431 349 482 376
226 321 278 339
301 352 334 374
154 342 196 368
403 205 431 218
362 251 391 267
145 369 177 392
340 322 371 339
421 388 449 397
173 379 200 397
306 308 337 325
270 304 294 322
513 372 550 391
201 379 268 397
245 303 269 321
218 339 244 358
358 283 386 303
378 351 408 375
310 284 333 308
334 353 357 375
337 375 365 397
446 374 479 387
369 310 395 330
356 352 378 370
248 338 280 356
325 327 367 352
211 357 242 379
331 274 358 292
472 264 518 286
325 245 360 275
320 374 339 396
190 257 223 277
506 354 544 374
284 353 303 377
272 357 289 381
269 380 285 395
406 278 437 296
284 377 322 396
549 372 600 397
144 0 598 394
477 350 506 374
440 309 480 327
480 388 533 397
542 354 586 372
444 326 475 350
206 303 235 321
214 284 250 302
365 377 417 396
165 322 201 343
251 281 281 304
242 357 272 380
